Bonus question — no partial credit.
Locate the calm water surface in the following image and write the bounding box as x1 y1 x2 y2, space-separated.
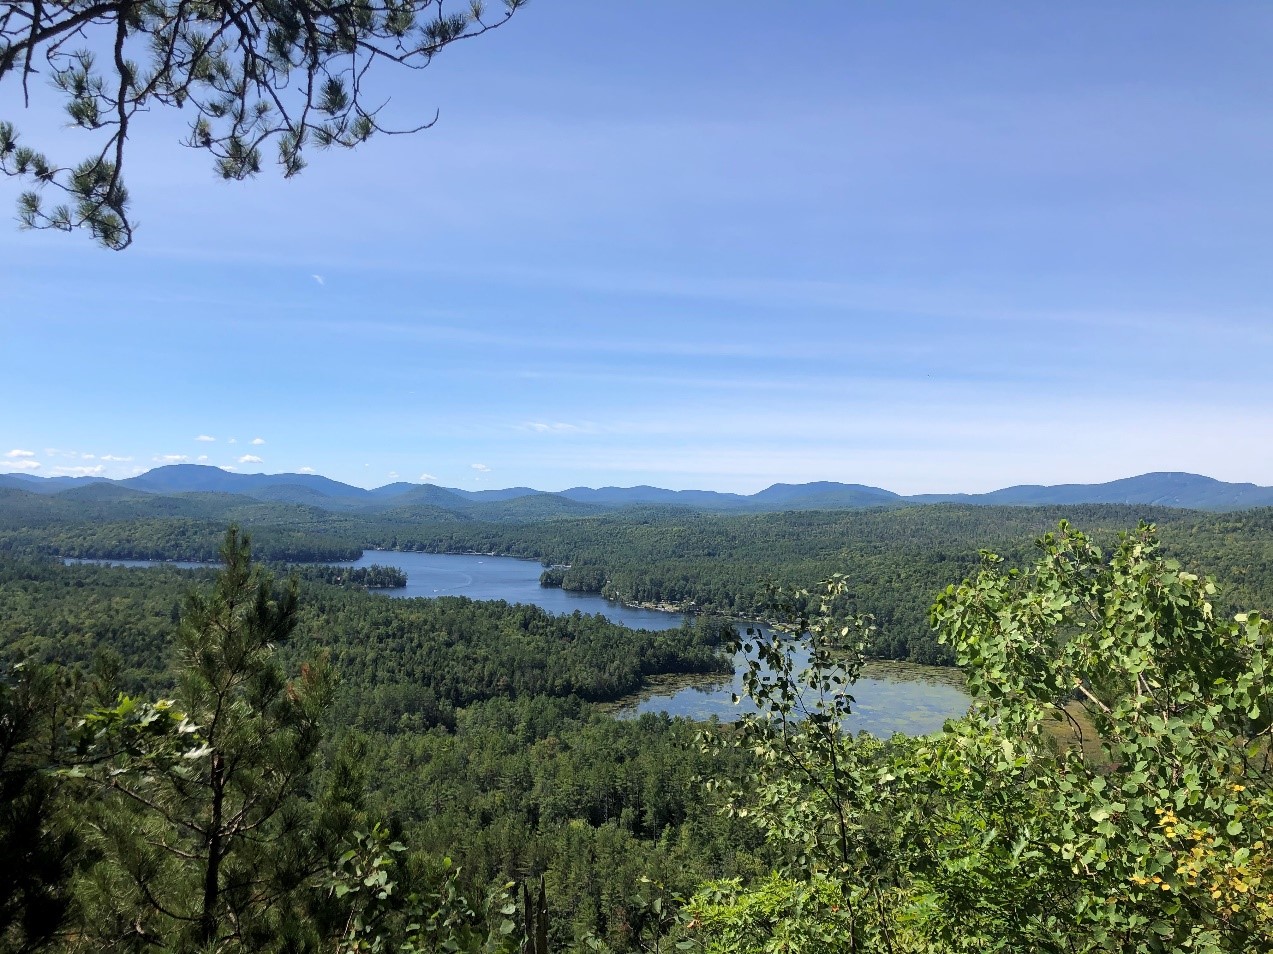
66 551 969 732
340 551 690 631
613 650 969 736
68 551 685 631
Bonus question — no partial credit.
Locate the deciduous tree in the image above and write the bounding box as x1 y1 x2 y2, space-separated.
689 523 1273 953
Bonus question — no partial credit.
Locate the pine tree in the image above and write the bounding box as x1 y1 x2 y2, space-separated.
69 526 344 952
0 664 83 951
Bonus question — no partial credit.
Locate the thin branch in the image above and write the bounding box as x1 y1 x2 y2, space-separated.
2 0 522 246
3 1 124 72
1073 680 1112 717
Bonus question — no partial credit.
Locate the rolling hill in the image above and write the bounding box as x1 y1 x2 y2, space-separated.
4 465 1273 516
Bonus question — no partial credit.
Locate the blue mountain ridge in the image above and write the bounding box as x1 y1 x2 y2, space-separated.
2 465 1272 513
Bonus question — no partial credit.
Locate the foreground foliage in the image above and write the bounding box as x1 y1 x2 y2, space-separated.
3 517 1270 951
1 530 542 952
63 526 347 950
0 529 751 952
690 523 1272 953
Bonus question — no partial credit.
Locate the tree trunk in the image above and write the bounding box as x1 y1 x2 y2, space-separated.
201 751 225 946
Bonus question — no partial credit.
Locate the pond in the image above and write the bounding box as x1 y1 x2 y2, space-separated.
611 643 968 736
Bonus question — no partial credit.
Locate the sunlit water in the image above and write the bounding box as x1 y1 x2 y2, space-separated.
66 551 969 732
339 551 688 631
611 647 969 736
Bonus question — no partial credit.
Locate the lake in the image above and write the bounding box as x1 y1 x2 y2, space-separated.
340 551 689 631
610 651 969 736
67 551 686 631
67 551 969 732
347 553 968 733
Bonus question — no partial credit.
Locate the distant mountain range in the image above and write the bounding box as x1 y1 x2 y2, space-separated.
2 465 1273 514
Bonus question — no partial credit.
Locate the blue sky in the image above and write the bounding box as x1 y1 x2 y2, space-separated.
3 2 1272 493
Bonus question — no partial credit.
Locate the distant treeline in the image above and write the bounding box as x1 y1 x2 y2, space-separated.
6 486 1273 664
6 504 1273 950
366 505 1273 664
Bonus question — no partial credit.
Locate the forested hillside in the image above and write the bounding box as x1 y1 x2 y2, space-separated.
7 488 1273 665
10 465 1273 512
0 532 752 951
2 518 1270 951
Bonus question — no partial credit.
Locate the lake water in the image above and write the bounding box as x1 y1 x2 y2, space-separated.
66 551 969 732
612 652 969 736
332 553 969 733
340 551 688 631
65 551 682 629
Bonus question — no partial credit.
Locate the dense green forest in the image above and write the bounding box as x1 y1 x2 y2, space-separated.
0 533 756 952
1 498 1271 951
292 564 408 589
8 486 1273 664
0 556 730 720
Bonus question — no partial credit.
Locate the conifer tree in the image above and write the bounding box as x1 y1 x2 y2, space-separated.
0 0 525 248
69 526 345 952
0 664 83 951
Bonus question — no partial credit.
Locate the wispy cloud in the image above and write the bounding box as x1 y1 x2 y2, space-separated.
250 437 266 445
524 421 582 434
388 471 400 480
3 459 40 471
299 466 316 474
5 449 35 458
237 454 264 464
311 274 325 286
101 454 132 462
52 465 105 476
471 463 491 473
195 435 216 442
419 472 437 482
154 454 189 463
197 455 209 462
